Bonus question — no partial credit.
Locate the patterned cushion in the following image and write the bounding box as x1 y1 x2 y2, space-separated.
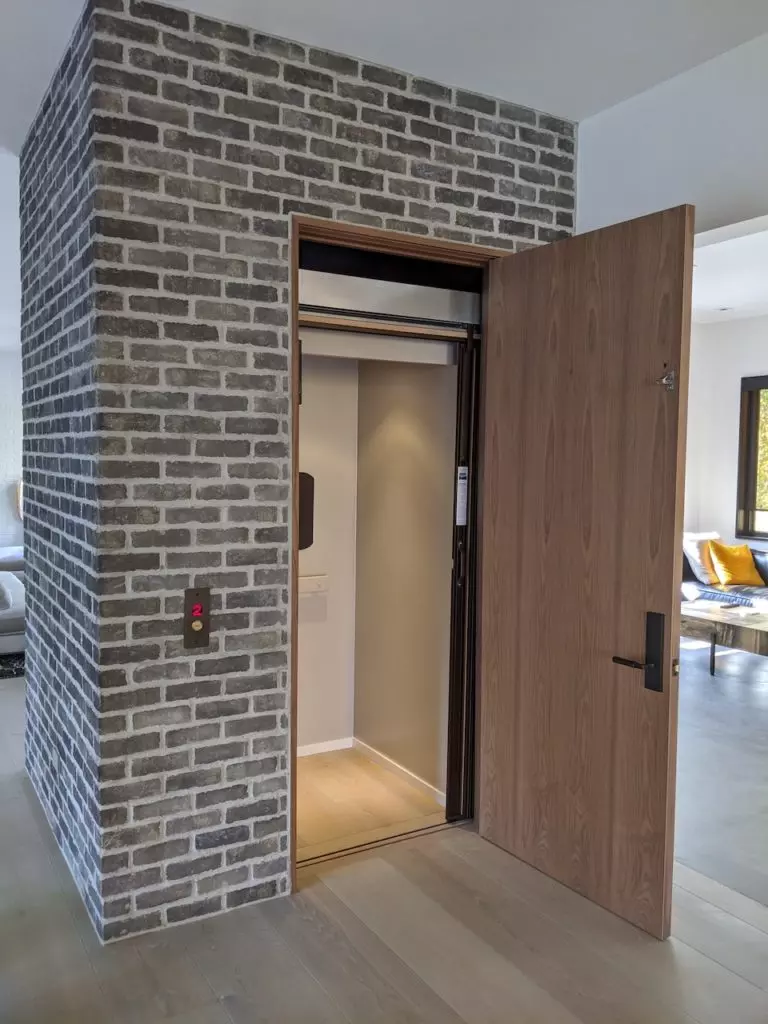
683 581 768 609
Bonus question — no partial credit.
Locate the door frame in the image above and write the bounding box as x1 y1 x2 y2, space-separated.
289 216 504 886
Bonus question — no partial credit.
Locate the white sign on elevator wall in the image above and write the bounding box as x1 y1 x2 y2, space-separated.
455 466 468 526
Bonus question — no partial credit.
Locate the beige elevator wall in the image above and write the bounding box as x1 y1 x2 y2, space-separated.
297 356 359 751
354 360 458 793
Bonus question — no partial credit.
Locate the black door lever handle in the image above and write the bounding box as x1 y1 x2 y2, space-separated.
611 612 665 692
612 656 656 671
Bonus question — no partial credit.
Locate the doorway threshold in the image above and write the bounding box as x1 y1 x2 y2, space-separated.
297 820 461 870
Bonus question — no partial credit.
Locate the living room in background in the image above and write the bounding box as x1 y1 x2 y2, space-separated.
678 216 768 908
685 220 768 550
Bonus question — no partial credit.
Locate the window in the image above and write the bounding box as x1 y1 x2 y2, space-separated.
736 375 768 538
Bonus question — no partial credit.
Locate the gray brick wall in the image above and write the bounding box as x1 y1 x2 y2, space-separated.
21 0 576 941
20 4 103 931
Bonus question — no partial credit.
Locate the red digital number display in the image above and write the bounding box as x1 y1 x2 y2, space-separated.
184 588 210 648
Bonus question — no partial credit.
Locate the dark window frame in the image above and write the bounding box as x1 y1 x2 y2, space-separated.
736 374 768 540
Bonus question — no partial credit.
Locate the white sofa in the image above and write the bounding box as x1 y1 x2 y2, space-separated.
0 571 24 654
0 545 23 577
0 546 25 655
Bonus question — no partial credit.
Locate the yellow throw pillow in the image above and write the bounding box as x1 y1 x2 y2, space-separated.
708 540 765 586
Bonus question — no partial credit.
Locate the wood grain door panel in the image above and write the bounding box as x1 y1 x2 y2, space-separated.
478 206 694 938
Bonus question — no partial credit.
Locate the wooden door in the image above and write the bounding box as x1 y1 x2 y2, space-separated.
478 206 694 939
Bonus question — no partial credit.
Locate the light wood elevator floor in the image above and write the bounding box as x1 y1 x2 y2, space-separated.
296 747 445 862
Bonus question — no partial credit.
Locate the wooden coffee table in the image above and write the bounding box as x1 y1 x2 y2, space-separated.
680 601 768 676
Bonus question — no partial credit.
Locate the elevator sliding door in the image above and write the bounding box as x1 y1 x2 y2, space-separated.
446 331 479 822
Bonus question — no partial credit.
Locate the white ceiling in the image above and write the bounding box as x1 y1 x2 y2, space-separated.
3 0 768 154
693 224 768 324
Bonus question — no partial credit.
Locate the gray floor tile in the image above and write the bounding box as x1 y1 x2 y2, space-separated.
676 644 768 905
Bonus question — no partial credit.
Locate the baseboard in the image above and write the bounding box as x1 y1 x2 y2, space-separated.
297 737 354 757
353 739 446 807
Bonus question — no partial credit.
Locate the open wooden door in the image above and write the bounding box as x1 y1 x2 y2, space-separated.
478 206 694 939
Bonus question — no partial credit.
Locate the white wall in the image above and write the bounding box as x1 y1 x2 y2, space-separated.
0 349 22 548
684 315 768 550
0 150 19 351
577 34 768 235
297 356 359 750
0 151 21 548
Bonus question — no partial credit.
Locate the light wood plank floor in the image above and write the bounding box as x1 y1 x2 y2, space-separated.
296 747 445 862
5 675 768 1023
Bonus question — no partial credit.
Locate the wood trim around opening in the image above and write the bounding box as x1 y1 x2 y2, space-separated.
293 215 508 266
289 216 502 891
289 218 301 893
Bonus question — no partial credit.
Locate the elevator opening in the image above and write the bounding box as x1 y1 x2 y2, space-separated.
294 260 480 865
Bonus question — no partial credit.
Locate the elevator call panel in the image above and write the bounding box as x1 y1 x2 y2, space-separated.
184 587 211 649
